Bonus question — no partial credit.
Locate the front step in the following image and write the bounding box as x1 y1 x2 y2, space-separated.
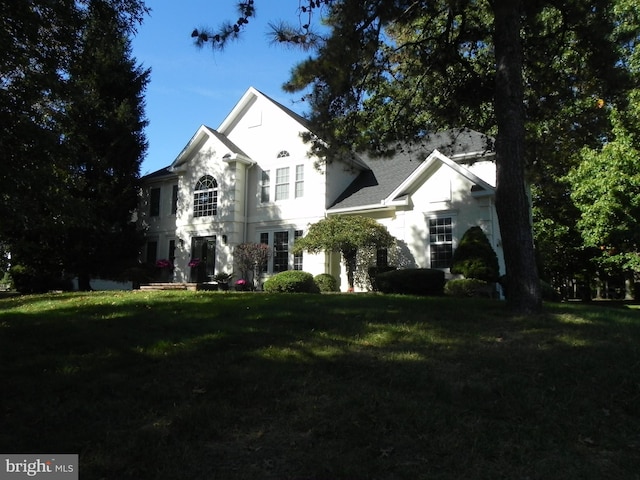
139 283 197 291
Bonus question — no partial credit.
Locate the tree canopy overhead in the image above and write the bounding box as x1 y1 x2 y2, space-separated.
196 0 640 311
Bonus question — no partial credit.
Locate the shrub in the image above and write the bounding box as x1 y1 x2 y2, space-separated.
376 268 445 296
540 280 561 302
314 273 338 293
263 271 320 293
9 265 72 293
450 226 500 282
367 266 396 292
444 278 493 298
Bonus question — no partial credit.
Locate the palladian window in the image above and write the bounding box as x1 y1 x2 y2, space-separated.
193 175 217 217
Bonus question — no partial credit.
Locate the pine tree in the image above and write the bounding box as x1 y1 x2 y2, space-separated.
63 0 149 290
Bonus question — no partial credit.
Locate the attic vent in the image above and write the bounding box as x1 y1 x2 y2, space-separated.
277 150 290 158
471 184 485 192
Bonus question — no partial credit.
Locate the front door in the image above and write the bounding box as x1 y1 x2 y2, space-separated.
191 236 216 282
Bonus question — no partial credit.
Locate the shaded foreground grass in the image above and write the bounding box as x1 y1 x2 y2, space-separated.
1 291 640 479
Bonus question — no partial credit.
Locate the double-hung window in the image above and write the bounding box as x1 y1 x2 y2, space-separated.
429 217 453 269
275 167 290 201
273 231 289 272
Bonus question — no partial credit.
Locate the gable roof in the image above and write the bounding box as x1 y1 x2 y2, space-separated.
170 124 251 171
329 129 494 212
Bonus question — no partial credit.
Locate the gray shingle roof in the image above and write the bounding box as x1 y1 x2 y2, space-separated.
329 129 493 211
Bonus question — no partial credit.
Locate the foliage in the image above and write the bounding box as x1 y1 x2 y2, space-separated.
376 268 445 296
234 242 271 288
0 0 149 291
313 273 338 292
444 278 492 298
263 271 320 293
293 215 395 290
450 227 500 282
567 114 640 275
367 265 396 292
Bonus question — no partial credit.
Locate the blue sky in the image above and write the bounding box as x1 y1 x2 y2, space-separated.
131 1 314 175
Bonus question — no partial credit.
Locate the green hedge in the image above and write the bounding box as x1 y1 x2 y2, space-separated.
263 271 320 293
376 268 445 296
444 278 493 298
314 273 338 293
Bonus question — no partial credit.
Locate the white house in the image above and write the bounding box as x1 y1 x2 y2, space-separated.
139 87 503 291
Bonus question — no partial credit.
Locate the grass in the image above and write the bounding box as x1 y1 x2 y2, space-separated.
1 291 640 479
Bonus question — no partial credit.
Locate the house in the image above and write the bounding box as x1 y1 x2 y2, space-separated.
139 87 504 291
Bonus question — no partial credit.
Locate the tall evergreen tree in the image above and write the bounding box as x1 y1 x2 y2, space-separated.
64 0 149 290
0 0 148 291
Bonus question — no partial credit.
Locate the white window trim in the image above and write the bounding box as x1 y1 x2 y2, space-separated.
258 162 305 205
425 212 458 270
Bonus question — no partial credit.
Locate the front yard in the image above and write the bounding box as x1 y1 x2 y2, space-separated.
1 291 639 479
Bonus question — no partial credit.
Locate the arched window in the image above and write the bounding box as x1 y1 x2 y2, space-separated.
193 175 217 217
276 150 290 158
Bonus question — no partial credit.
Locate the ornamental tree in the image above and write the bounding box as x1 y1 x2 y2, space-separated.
450 226 500 282
293 215 395 291
234 242 272 289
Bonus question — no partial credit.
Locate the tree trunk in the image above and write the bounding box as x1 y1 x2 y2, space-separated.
77 272 92 291
344 249 357 291
493 0 542 313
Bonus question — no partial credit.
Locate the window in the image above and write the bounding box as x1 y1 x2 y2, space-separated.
259 230 302 273
171 184 178 214
146 241 158 264
168 240 176 265
193 175 217 217
275 167 289 201
429 217 453 269
150 188 160 217
260 169 270 203
295 165 304 198
277 150 290 158
294 230 303 270
273 231 289 272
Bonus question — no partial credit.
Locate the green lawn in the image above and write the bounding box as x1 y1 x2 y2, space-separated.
1 291 639 479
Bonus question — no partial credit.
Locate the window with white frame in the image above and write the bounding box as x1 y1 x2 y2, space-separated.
429 217 453 269
193 175 217 217
275 167 290 201
295 165 304 198
259 161 305 203
273 231 289 272
294 230 303 270
260 169 270 203
258 229 303 273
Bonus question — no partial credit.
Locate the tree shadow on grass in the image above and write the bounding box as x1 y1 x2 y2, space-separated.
1 293 640 479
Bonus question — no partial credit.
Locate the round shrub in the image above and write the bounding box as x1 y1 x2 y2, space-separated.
376 268 445 296
263 271 320 293
314 273 338 293
444 278 492 297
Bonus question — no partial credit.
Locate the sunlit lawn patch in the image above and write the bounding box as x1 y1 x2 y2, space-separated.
1 292 639 479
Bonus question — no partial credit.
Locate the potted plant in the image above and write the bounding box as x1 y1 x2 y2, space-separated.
155 259 173 282
235 278 249 291
213 272 233 290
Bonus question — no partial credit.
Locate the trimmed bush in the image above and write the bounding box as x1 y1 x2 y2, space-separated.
263 271 320 293
314 273 338 293
368 266 397 292
444 278 493 298
450 226 500 282
376 268 445 296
